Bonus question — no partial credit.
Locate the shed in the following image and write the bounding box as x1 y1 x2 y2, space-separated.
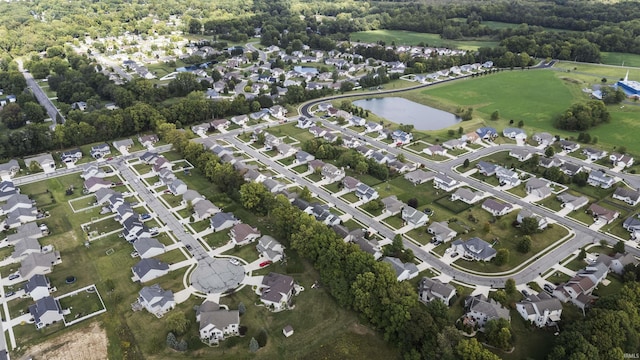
283 325 294 337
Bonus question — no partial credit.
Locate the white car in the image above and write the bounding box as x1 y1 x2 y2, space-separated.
229 258 240 266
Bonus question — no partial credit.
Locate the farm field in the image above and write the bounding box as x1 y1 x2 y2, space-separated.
349 30 498 50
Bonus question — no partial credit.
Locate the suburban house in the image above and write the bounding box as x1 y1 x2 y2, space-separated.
595 252 638 275
181 190 204 206
276 143 296 157
230 223 261 246
404 169 434 185
24 154 56 173
197 300 240 345
210 119 230 131
113 139 134 153
28 296 64 329
419 277 456 306
355 183 379 203
516 292 562 328
137 284 175 317
481 198 514 217
307 203 341 226
0 193 32 215
509 148 534 162
5 207 38 229
532 132 555 147
451 187 483 204
587 170 615 189
401 206 429 227
262 178 285 193
230 115 248 126
308 126 327 138
588 203 619 224
355 145 374 158
539 156 563 169
495 166 520 187
433 174 458 192
131 258 170 283
0 159 19 180
553 263 608 310
191 122 212 136
610 153 634 168
476 161 498 176
450 237 496 262
81 164 109 180
364 122 383 133
381 196 404 216
525 178 552 199
243 169 267 183
60 149 82 164
133 237 166 259
0 181 17 202
83 177 112 193
321 163 344 183
210 212 240 232
517 208 548 230
192 200 220 222
258 272 295 311
11 237 42 260
464 294 510 330
502 127 527 140
427 222 457 243
90 143 111 159
560 162 583 176
423 145 447 156
559 140 580 153
263 133 281 151
475 127 498 140
256 235 285 262
613 187 640 206
19 252 62 279
168 179 188 195
294 150 315 165
442 139 465 150
582 147 607 161
24 274 52 301
138 134 159 149
352 235 383 260
382 256 419 282
370 151 394 165
557 193 589 211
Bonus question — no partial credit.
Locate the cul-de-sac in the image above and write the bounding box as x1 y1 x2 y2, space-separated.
0 1 640 359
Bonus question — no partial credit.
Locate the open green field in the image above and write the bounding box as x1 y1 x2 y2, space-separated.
349 30 498 51
600 52 640 68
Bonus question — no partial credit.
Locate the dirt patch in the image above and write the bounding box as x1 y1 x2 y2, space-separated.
19 322 108 360
349 322 375 336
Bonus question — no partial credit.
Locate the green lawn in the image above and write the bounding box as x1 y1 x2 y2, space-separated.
58 289 105 323
600 52 640 67
349 30 499 51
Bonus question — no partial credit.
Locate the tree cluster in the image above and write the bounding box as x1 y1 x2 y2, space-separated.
555 100 610 131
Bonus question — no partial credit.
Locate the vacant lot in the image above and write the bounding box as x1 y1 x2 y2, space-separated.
20 321 108 360
349 30 498 50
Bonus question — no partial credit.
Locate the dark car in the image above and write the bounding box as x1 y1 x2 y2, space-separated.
8 274 19 281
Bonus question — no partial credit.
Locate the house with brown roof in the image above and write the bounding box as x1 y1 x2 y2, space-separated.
481 198 514 217
230 223 261 246
588 203 619 224
258 272 295 311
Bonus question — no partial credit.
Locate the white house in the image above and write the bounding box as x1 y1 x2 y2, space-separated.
427 222 457 243
197 300 240 345
419 277 456 306
481 198 514 217
516 292 562 328
131 258 170 283
401 206 428 227
258 272 295 311
256 235 285 262
230 223 261 246
137 284 175 318
450 237 496 262
28 296 64 329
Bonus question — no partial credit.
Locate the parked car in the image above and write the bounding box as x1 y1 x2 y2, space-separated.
521 290 530 297
8 274 19 281
229 258 240 266
5 292 15 297
139 213 152 221
544 284 555 293
259 260 272 268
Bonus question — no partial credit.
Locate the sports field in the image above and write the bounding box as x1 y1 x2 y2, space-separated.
349 30 498 50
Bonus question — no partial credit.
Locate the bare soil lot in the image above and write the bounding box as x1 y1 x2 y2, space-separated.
19 322 107 360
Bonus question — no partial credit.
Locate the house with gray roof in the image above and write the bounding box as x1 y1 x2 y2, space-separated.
419 277 456 306
321 163 344 183
355 183 378 203
7 222 45 244
90 143 111 159
81 164 109 180
83 177 112 194
256 235 285 262
596 252 638 275
5 207 38 229
122 217 152 242
243 169 267 183
294 150 315 165
19 251 61 279
383 256 419 282
0 180 19 202
404 169 434 185
526 177 552 199
230 224 261 246
610 153 634 168
582 147 607 161
353 236 383 260
517 208 548 230
262 178 285 193
509 148 535 162
0 159 19 180
442 139 465 150
355 145 374 158
451 187 483 204
532 132 555 146
210 212 240 232
258 272 295 311
193 200 220 222
516 292 562 328
476 161 498 176
131 258 169 283
451 237 496 262
433 174 458 192
612 187 640 206
29 296 63 329
138 284 175 317
197 300 240 345
370 151 394 164
481 198 514 217
11 237 42 260
138 134 159 149
559 140 579 153
168 179 188 195
24 274 51 301
60 148 82 164
465 294 510 329
539 156 563 169
402 206 428 227
496 166 520 186
557 193 589 211
560 162 583 176
191 122 212 136
423 145 446 156
381 196 403 216
133 237 166 259
428 222 457 243
503 127 527 140
1 194 33 215
181 190 204 206
587 170 615 189
25 154 56 173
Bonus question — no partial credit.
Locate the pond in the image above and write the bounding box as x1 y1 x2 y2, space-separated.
353 97 460 130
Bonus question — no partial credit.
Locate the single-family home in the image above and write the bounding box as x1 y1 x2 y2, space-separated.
423 145 447 156
131 258 170 283
168 179 188 195
404 169 435 185
90 143 111 159
464 294 510 329
365 122 383 133
582 148 607 161
60 149 82 164
230 223 261 246
137 284 175 317
355 183 379 203
0 180 17 202
560 162 583 176
610 153 634 168
11 237 42 260
419 277 456 306
503 127 527 140
138 134 159 148
263 133 281 151
382 256 419 282
0 159 19 180
24 274 52 301
230 115 248 126
451 187 483 204
482 198 514 217
559 140 580 153
122 217 152 242
539 156 563 169
24 154 56 173
495 166 520 186
210 212 240 232
29 296 64 329
587 170 615 189
294 151 315 165
81 164 108 180
428 222 457 243
182 190 204 207
516 292 562 328
355 145 374 158
613 187 640 206
197 300 240 345
476 161 498 176
451 237 496 261
262 178 285 193
557 193 589 211
348 116 366 127
83 177 112 194
402 206 429 227
433 174 458 192
0 194 32 215
342 176 361 191
381 196 404 216
509 148 535 162
210 119 230 131
595 252 639 275
517 208 548 230
309 126 327 138
258 272 295 311
19 251 62 279
269 105 286 118
296 117 314 129
321 164 344 183
525 178 552 199
442 139 465 150
532 132 555 147
476 127 498 140
210 145 232 159
308 203 341 226
370 151 395 165
192 200 221 222
588 203 619 224
5 207 38 229
133 237 166 259
256 235 285 262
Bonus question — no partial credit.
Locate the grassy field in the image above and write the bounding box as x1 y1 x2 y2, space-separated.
600 52 640 68
349 30 498 51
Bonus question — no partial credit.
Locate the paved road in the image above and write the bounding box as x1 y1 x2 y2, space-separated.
246 42 267 63
17 59 65 128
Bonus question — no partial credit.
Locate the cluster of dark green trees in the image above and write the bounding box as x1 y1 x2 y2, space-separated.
554 100 610 131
